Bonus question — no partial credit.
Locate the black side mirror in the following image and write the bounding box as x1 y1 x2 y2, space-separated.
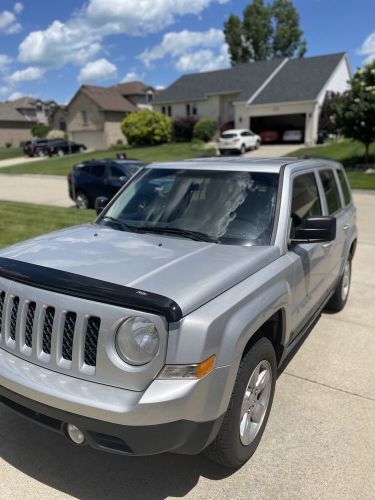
291 216 336 243
95 196 109 216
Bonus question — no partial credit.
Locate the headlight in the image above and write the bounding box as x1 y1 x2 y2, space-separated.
115 317 159 366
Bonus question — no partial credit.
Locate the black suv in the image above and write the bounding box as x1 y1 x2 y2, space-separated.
24 139 87 157
23 139 52 157
68 159 146 209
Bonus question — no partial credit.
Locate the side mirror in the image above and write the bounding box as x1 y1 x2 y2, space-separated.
95 196 109 216
291 216 336 244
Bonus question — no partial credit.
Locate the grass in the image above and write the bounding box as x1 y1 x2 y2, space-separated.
290 139 375 190
0 147 24 161
0 201 95 249
0 142 215 176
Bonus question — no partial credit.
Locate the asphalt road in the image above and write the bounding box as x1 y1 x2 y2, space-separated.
0 191 374 499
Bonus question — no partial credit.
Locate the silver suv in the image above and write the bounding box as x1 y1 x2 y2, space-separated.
0 157 356 468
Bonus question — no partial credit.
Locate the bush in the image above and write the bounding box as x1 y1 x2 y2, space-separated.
193 118 217 142
5 142 12 148
172 116 198 142
47 129 66 140
31 123 51 138
121 111 172 146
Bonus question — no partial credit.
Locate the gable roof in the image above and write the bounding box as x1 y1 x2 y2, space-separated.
80 85 138 113
0 102 36 123
155 58 284 103
155 53 347 105
252 53 346 104
113 81 154 96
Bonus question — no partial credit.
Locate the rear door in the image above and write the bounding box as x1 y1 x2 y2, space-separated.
104 163 129 199
287 170 328 337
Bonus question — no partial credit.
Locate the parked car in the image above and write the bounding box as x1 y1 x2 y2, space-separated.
68 159 146 209
282 130 303 143
0 158 356 469
23 138 53 157
218 129 261 155
259 129 279 143
46 140 87 157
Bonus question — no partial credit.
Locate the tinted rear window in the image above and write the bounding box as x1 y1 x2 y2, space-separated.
337 170 351 205
221 133 238 139
319 169 342 214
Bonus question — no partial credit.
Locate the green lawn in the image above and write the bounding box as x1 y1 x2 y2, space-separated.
290 140 375 190
0 147 24 161
0 201 95 249
0 142 215 176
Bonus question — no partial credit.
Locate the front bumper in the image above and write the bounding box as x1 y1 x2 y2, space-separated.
0 349 229 455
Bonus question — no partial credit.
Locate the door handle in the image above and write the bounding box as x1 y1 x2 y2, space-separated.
322 241 334 249
342 224 351 232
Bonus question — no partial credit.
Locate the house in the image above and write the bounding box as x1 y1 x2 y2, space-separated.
56 82 157 150
154 53 351 145
0 97 58 148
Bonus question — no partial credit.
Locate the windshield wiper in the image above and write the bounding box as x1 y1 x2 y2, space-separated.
137 226 219 243
101 216 136 232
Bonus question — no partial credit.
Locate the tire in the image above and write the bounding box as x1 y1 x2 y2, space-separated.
79 147 85 153
326 259 351 312
219 150 225 156
37 149 45 157
203 337 277 469
75 191 90 209
240 144 246 155
255 141 260 150
57 149 65 157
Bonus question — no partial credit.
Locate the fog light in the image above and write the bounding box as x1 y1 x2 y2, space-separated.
66 423 85 444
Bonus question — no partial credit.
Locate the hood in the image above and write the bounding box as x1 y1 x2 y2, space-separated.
0 224 279 316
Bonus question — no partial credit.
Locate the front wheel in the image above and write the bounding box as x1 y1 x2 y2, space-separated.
326 259 351 312
57 149 65 157
75 191 90 209
203 337 276 469
240 144 246 155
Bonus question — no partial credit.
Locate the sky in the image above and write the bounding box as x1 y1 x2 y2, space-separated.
0 0 374 104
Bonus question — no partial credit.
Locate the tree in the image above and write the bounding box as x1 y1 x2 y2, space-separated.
272 0 306 58
121 111 172 146
318 91 341 134
193 118 218 142
331 62 375 162
31 123 50 138
224 0 307 65
242 0 272 61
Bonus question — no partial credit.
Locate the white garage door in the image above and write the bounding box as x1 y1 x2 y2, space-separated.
71 131 106 151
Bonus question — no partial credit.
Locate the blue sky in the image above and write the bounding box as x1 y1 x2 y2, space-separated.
0 0 374 104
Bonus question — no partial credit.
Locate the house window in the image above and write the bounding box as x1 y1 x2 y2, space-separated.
192 103 198 116
36 103 43 112
162 106 166 115
81 111 88 126
186 104 191 116
59 120 66 131
146 91 154 104
167 106 172 117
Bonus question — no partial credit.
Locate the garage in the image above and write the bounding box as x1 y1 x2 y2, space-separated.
70 130 106 151
250 114 306 144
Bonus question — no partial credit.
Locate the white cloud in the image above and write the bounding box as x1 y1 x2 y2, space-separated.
19 21 101 69
0 9 21 34
358 32 375 64
14 3 24 14
17 0 226 71
175 45 229 72
78 58 117 83
0 86 11 97
138 28 229 73
7 90 26 100
121 70 145 83
0 54 12 72
7 66 44 84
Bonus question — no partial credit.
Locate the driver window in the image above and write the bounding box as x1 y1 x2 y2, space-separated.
109 165 126 180
291 173 322 231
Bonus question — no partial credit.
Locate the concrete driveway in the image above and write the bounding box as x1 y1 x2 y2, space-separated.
0 191 374 499
243 144 299 157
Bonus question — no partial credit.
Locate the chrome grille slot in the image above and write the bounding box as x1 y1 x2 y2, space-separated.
62 311 77 361
0 291 4 335
84 317 101 366
10 296 19 341
42 306 55 355
25 301 36 348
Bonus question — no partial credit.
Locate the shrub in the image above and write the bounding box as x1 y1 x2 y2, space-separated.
121 110 172 146
5 142 12 148
31 123 51 138
172 116 198 142
193 118 217 142
47 129 66 140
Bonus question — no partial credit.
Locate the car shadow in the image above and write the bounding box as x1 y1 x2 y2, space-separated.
0 408 234 499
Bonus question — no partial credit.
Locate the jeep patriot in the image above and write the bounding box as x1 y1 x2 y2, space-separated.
0 157 356 468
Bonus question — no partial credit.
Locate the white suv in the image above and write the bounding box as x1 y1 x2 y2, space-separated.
218 129 261 155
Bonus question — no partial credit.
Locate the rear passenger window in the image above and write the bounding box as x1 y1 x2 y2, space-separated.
337 170 351 205
90 164 104 178
291 173 322 228
319 169 342 214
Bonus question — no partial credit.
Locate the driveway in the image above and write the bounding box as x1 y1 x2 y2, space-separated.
0 156 47 169
0 191 374 499
243 144 300 157
0 174 71 207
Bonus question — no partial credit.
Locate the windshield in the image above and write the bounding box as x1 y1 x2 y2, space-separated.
98 168 279 246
